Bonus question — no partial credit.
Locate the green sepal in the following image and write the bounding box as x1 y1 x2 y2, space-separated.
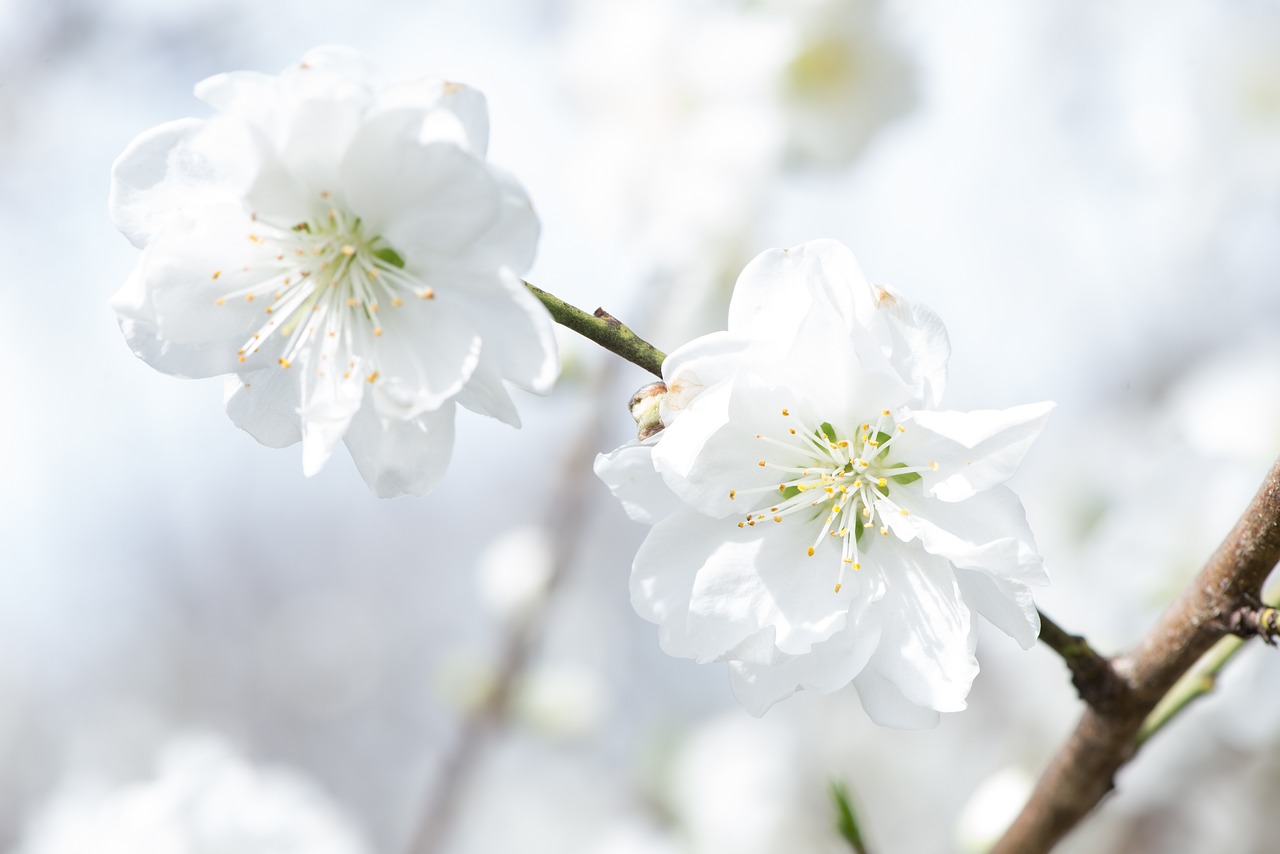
373 246 406 268
819 421 839 444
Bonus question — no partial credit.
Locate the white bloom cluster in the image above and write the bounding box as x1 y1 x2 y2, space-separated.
17 735 370 854
596 240 1052 727
110 47 557 496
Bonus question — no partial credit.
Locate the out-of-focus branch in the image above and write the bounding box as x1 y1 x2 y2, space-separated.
525 281 666 377
404 362 620 854
993 456 1280 854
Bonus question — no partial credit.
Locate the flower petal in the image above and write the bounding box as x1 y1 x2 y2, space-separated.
223 368 302 448
954 568 1041 650
449 271 556 394
863 548 977 713
339 111 501 259
365 294 482 419
727 601 882 716
883 485 1048 585
594 442 683 525
905 402 1055 501
852 667 941 729
342 402 457 498
872 284 951 409
376 79 490 155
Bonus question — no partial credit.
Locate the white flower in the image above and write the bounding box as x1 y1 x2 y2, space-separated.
595 240 1052 727
110 46 557 497
18 733 371 854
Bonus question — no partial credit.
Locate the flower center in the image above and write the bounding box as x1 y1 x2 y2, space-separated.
729 407 937 593
216 192 434 381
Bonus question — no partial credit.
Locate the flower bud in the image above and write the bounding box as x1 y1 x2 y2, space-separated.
629 381 668 440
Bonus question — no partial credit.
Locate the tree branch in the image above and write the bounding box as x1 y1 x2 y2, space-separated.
1036 610 1122 712
525 281 666 377
993 456 1280 854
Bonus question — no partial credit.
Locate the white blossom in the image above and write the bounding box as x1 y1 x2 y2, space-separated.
596 240 1052 726
110 46 557 496
17 734 371 854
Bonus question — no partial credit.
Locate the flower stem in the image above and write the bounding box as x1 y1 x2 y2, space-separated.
524 281 666 377
1136 584 1280 745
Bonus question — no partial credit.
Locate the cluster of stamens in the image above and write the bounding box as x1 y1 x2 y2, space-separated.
729 407 938 594
213 192 433 382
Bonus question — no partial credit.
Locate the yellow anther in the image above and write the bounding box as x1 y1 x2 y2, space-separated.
278 358 291 369
807 547 815 556
374 327 383 337
347 298 357 307
853 480 862 488
391 298 403 307
789 428 796 435
897 425 906 433
245 294 255 302
758 460 766 467
341 244 355 256
738 522 744 528
729 490 736 499
877 478 887 487
796 483 812 492
368 269 379 278
880 527 888 536
419 287 436 300
930 461 939 471
782 408 790 416
215 297 225 306
861 423 869 431
369 303 379 313
834 583 842 593
837 528 848 537
881 409 890 416
853 562 861 570
248 234 263 243
264 306 273 314
770 506 779 512
864 522 873 528
824 486 834 494
756 433 763 439
838 440 849 447
899 509 909 516
773 515 782 523
238 356 245 363
366 370 379 383
212 270 221 280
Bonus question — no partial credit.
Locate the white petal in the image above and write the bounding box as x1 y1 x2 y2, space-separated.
452 355 520 426
872 284 951 409
450 271 556 394
343 403 457 498
727 601 882 716
376 80 490 155
365 295 482 419
223 369 302 448
907 402 1055 501
727 239 877 346
629 508 716 659
298 351 366 477
955 568 1041 650
112 269 257 379
659 331 752 423
884 485 1048 585
594 442 682 525
864 547 977 712
110 118 230 248
852 667 941 729
339 111 500 259
652 374 809 518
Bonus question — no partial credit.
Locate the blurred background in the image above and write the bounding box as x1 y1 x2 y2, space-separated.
2 0 1280 851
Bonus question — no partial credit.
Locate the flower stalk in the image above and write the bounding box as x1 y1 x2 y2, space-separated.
524 282 666 377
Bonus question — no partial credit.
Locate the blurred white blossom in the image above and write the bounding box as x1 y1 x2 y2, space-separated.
17 734 371 854
597 240 1051 726
110 45 557 497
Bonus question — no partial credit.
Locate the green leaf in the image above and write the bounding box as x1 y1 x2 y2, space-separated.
372 246 406 268
831 780 871 854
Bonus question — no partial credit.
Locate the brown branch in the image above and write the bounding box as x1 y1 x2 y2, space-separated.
993 455 1280 854
1036 610 1122 712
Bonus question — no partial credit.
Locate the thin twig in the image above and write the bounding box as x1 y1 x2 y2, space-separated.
525 281 667 377
992 456 1280 854
1036 610 1121 711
